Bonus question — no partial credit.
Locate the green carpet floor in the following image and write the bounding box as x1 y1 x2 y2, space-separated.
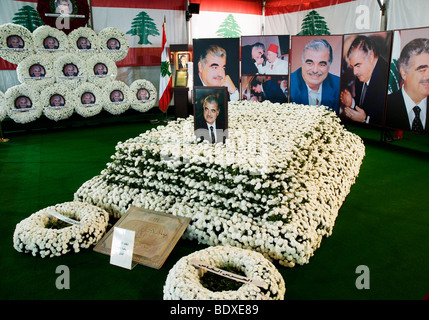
0 118 428 300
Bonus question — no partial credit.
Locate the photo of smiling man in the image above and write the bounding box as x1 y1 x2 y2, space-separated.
193 38 240 101
290 36 342 113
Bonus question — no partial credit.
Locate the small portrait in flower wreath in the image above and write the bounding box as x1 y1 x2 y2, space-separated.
77 37 91 50
94 63 108 75
29 64 46 78
44 36 59 49
55 0 73 14
7 35 24 49
50 94 65 107
63 63 78 77
137 88 150 101
107 38 120 50
15 96 32 109
194 87 228 144
81 92 95 105
110 90 124 102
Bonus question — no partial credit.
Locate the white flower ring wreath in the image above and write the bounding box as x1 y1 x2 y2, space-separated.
5 84 42 124
54 53 87 88
129 79 157 113
0 91 7 122
41 83 74 121
98 27 129 62
0 23 34 64
16 53 55 91
68 27 100 56
74 82 103 118
33 25 69 58
13 201 109 258
86 53 117 87
102 80 131 115
163 246 286 300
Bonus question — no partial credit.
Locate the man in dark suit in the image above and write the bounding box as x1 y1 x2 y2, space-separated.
290 39 340 113
386 38 429 133
195 95 226 143
340 35 389 126
251 77 287 103
241 42 265 75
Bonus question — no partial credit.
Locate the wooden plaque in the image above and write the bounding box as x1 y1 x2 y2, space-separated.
94 207 191 269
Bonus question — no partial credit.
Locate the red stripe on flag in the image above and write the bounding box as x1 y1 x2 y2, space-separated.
91 0 186 10
265 0 356 16
0 58 17 70
190 0 263 15
159 77 173 112
116 47 162 67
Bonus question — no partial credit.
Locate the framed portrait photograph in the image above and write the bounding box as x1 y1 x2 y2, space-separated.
77 36 91 50
339 31 393 127
193 38 240 101
193 86 228 144
94 63 107 76
63 63 78 77
50 94 65 107
29 64 46 78
110 90 124 103
7 35 24 49
385 27 429 134
15 96 32 109
176 52 190 69
107 38 120 50
241 35 289 76
241 75 288 104
290 35 343 114
43 36 59 49
137 88 150 101
81 92 95 105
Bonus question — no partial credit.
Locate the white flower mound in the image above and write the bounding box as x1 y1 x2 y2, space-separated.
13 201 109 258
74 101 365 267
163 246 285 300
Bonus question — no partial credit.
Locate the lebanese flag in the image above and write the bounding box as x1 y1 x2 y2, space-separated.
158 21 172 113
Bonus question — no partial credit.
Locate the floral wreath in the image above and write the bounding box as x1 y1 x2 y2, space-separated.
98 27 129 62
73 82 103 118
13 201 109 258
163 246 286 300
16 53 55 91
86 53 117 87
41 83 74 121
33 25 69 58
102 80 131 115
54 53 86 88
5 84 42 124
0 23 34 64
0 91 7 122
129 79 157 113
37 0 90 34
68 27 100 56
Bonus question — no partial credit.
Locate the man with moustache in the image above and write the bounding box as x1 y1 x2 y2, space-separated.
340 35 389 125
290 39 340 112
195 44 239 101
386 38 429 133
195 95 226 144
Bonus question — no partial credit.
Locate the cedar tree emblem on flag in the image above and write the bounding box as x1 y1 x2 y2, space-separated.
159 20 172 113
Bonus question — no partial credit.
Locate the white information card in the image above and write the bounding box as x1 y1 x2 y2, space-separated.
110 227 136 270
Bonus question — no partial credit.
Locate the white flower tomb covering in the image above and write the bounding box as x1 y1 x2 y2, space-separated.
74 101 365 267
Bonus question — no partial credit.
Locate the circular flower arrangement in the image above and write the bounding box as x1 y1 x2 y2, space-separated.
41 83 74 121
163 246 286 300
5 84 42 124
102 80 131 115
54 53 87 88
68 27 100 56
73 82 103 118
0 91 7 122
0 23 34 64
129 79 157 113
86 53 117 87
16 53 55 91
98 27 129 62
13 201 109 258
33 25 69 58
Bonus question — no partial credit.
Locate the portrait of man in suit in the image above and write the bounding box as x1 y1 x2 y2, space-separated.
193 38 240 101
290 38 341 113
194 89 228 144
386 37 429 133
340 34 391 125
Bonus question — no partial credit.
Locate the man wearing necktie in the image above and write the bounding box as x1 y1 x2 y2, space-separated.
386 38 429 134
340 35 389 126
195 95 226 143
